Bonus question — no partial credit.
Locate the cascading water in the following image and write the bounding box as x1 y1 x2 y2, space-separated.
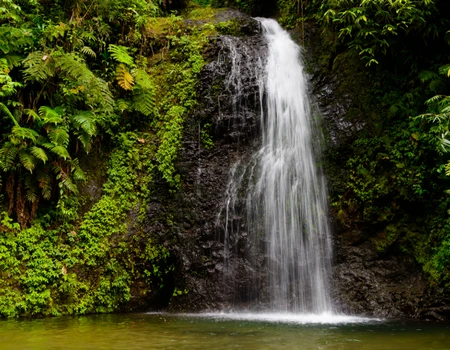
220 18 333 314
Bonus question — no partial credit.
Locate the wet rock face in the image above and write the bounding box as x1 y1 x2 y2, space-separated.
330 235 450 321
303 24 450 321
142 16 267 311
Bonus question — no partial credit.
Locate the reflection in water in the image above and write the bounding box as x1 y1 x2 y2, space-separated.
0 313 449 350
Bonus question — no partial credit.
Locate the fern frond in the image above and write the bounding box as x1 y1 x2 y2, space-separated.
116 63 134 90
12 126 38 142
78 131 93 152
425 95 445 105
0 102 19 127
41 142 56 150
39 105 64 124
4 55 22 68
89 76 115 111
36 168 52 200
80 46 96 58
71 158 86 181
23 51 55 82
19 150 37 172
0 142 18 170
24 108 40 122
439 64 450 77
50 145 70 160
48 127 69 147
108 45 134 66
80 31 97 43
117 99 130 112
55 53 90 81
29 146 48 163
132 68 156 117
418 70 439 83
71 111 97 136
61 175 78 194
55 53 113 110
24 175 39 202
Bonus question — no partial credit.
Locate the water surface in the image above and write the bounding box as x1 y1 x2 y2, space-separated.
1 313 450 349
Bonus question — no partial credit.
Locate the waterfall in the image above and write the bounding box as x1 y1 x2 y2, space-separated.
220 18 333 314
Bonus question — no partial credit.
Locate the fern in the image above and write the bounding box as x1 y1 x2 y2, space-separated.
39 106 64 124
3 54 22 68
12 126 38 142
55 53 114 111
0 102 19 126
132 68 156 117
71 111 97 136
115 63 134 90
19 150 37 172
24 175 39 202
0 142 18 170
71 158 86 181
71 111 97 152
36 168 52 200
108 45 134 66
80 46 96 58
29 146 48 163
88 76 115 112
50 145 70 159
23 51 55 82
48 128 70 147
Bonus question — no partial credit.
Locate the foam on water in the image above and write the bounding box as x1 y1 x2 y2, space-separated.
154 312 383 325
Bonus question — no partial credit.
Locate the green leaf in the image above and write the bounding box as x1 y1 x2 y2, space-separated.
19 150 37 172
29 146 48 163
48 128 69 147
51 145 70 160
12 126 38 142
108 45 134 66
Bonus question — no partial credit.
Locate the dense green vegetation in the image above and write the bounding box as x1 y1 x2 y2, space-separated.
290 0 450 288
0 0 240 316
1 0 450 317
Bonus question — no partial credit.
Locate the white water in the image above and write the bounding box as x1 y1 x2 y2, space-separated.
169 312 382 325
220 18 333 314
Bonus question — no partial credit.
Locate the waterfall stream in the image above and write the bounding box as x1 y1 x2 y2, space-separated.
220 18 333 314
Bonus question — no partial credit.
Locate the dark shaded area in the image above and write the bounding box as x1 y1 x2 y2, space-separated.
211 0 277 17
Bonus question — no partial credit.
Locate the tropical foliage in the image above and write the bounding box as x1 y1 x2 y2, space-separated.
2 0 450 317
0 0 230 316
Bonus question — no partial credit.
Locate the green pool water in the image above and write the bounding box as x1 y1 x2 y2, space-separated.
0 312 449 350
